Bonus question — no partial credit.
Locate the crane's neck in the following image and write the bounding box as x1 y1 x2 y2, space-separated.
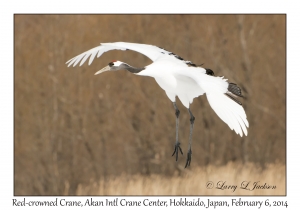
121 63 145 74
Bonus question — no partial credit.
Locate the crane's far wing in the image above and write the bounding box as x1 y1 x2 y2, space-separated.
175 68 248 137
66 42 170 67
206 92 248 137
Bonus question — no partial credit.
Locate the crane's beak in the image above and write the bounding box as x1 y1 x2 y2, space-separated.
94 66 111 75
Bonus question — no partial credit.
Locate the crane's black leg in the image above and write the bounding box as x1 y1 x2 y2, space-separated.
172 102 183 161
185 108 195 168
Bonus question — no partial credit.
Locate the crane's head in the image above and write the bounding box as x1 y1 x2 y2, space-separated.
94 60 127 75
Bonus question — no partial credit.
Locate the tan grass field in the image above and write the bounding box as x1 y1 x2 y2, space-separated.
72 162 285 196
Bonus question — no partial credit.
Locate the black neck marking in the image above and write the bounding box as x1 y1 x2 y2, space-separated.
120 63 145 74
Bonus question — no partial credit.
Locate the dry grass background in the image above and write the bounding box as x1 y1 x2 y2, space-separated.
14 15 286 195
74 162 285 196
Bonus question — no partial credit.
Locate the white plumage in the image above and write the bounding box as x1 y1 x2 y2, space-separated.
66 42 249 167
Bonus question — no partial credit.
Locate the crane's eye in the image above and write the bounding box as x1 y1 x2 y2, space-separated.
108 62 114 67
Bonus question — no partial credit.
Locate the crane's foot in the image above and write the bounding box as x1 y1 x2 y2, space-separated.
172 142 183 161
185 149 192 168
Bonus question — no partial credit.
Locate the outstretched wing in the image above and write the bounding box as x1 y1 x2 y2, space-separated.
66 42 172 67
174 68 248 137
206 93 248 136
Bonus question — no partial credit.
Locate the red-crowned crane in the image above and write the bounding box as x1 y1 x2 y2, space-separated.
66 42 248 168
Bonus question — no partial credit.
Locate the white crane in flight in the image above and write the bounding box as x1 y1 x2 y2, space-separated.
66 42 249 168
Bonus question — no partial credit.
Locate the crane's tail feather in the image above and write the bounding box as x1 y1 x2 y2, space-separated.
206 92 248 137
228 83 243 97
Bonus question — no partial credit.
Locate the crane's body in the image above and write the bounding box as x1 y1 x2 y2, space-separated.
66 42 248 168
138 60 205 108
